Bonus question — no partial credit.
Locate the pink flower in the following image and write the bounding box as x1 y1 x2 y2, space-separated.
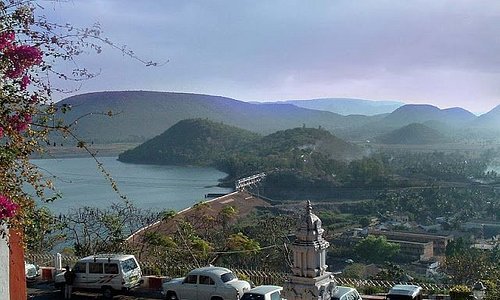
0 195 19 220
20 74 30 89
7 113 31 132
0 127 3 139
4 45 42 78
0 31 15 51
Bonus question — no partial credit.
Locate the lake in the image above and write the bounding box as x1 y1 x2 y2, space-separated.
32 157 233 214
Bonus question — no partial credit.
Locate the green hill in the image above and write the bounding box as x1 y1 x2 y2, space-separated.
375 123 449 145
118 119 259 165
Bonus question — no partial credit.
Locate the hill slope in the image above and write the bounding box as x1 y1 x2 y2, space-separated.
375 123 449 145
383 104 476 127
473 104 500 128
269 98 404 115
53 91 375 143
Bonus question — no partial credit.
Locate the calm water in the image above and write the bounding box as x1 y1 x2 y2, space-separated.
32 157 232 214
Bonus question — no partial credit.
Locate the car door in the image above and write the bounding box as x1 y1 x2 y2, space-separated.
103 262 120 289
180 274 198 300
198 275 217 299
72 262 87 288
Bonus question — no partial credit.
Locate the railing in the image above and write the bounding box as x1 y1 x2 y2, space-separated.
26 253 450 291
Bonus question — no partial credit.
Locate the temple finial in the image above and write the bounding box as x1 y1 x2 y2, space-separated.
306 200 312 214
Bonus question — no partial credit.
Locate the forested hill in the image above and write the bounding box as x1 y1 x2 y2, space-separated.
118 119 362 179
118 119 260 165
54 91 375 143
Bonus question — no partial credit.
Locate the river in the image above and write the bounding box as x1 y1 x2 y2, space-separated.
32 157 232 215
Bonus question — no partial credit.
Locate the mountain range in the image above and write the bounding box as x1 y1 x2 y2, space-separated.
51 91 500 145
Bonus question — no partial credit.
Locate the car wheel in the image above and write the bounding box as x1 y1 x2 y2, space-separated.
102 286 113 299
211 297 224 300
166 291 178 300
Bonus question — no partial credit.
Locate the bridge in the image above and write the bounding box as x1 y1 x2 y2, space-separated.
235 172 266 191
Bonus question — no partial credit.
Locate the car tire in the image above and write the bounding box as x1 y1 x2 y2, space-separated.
166 291 178 300
211 297 224 300
102 286 113 299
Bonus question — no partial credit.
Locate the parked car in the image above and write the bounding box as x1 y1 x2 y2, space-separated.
54 254 143 299
386 284 423 300
162 266 251 300
241 285 284 300
25 261 40 284
331 286 362 300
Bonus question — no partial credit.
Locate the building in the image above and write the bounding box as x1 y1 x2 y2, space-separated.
387 239 434 261
369 230 453 256
282 201 337 300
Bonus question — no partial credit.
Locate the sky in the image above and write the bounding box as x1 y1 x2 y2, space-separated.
42 0 500 113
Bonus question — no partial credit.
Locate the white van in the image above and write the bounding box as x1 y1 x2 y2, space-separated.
55 254 143 298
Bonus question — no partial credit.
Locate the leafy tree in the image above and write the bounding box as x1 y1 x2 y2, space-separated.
444 245 500 286
354 235 400 264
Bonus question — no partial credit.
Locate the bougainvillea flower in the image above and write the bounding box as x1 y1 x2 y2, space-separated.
0 195 19 219
4 45 42 78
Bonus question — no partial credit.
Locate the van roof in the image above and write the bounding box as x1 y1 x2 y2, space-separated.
79 254 136 262
388 285 422 297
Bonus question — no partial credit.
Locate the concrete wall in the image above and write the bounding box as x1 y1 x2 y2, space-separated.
0 226 10 299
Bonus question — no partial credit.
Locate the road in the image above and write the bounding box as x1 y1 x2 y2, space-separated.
27 281 163 300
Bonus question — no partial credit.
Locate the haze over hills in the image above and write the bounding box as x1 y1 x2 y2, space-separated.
264 98 404 116
374 123 450 145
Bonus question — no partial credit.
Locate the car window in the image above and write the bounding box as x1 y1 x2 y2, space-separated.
104 263 119 274
73 262 86 273
220 272 236 283
270 291 281 300
240 293 265 300
184 274 197 284
121 258 138 273
199 275 215 285
88 262 103 274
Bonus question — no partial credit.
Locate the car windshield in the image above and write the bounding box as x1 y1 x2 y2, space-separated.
220 272 236 283
241 293 265 300
121 258 138 273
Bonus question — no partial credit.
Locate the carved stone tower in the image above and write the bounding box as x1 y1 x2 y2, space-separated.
282 201 336 300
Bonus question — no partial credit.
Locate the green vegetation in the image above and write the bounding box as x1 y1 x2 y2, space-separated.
353 235 400 264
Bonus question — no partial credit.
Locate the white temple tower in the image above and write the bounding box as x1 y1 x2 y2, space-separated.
282 201 336 300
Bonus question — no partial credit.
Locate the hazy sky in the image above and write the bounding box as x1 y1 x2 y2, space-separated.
44 1 500 113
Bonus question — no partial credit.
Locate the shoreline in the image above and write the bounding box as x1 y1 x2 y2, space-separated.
32 143 139 159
